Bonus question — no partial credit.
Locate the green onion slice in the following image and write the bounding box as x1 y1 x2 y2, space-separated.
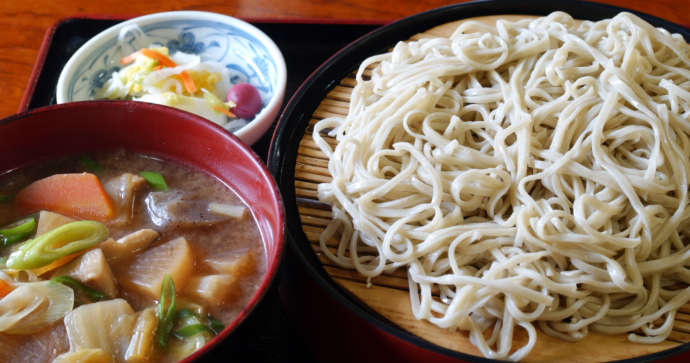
6 220 106 270
175 308 195 320
0 216 36 247
155 274 176 349
172 309 224 340
140 171 168 191
50 275 106 302
79 155 103 173
173 323 212 339
206 314 225 335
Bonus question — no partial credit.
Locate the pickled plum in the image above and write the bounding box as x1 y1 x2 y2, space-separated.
225 83 262 119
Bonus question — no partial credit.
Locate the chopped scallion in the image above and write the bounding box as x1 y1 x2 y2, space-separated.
207 314 225 335
172 309 223 341
173 323 211 339
140 171 168 191
50 275 106 302
6 220 107 270
155 274 176 349
0 216 36 247
175 308 195 320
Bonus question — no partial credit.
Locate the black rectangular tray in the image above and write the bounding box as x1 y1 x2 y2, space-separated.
21 17 382 362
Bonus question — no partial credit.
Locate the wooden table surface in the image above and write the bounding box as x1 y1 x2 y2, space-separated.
0 0 688 120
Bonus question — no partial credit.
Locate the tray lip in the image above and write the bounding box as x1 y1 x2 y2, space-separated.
267 0 690 361
18 15 388 113
17 18 59 113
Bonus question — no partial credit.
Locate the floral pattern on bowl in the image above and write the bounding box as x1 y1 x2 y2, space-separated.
68 21 277 104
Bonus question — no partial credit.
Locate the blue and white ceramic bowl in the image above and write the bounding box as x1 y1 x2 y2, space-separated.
56 11 287 145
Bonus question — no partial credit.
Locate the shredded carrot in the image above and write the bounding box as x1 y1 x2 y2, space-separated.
140 48 177 67
14 173 114 222
153 65 164 71
140 48 197 94
213 106 237 118
120 51 140 65
177 71 197 94
0 279 13 298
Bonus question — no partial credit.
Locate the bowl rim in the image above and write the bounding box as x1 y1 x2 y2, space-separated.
267 0 690 361
0 100 287 362
55 10 287 145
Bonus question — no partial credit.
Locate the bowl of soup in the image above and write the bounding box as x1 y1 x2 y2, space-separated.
0 101 284 362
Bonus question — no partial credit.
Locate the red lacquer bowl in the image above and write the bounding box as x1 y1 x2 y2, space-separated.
0 100 285 362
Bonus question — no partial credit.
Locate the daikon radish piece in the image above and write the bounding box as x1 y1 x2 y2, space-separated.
205 250 255 277
35 210 76 236
185 274 236 306
121 237 193 298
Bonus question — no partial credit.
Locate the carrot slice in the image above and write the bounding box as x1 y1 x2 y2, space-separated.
120 51 140 65
213 106 237 118
140 48 197 94
30 249 91 276
14 173 114 222
0 279 13 299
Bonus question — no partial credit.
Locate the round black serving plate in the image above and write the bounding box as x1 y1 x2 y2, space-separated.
267 1 690 362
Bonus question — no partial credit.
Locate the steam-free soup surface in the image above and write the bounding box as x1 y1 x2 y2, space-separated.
0 150 265 362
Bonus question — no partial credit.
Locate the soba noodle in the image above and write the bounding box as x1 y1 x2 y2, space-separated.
312 11 690 360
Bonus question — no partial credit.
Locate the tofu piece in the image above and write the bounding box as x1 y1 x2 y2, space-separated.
185 274 237 306
100 229 159 263
53 248 118 298
122 237 193 299
36 210 75 236
53 348 114 363
103 173 146 226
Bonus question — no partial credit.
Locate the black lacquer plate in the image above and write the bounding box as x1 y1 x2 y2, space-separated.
267 0 690 362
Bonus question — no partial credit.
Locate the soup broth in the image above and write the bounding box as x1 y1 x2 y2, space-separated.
0 150 265 362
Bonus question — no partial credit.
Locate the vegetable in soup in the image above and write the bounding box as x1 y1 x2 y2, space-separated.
0 150 265 362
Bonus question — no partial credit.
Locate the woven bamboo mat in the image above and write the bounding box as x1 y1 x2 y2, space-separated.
293 17 690 362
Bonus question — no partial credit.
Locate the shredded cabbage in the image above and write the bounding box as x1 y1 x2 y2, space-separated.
96 46 233 127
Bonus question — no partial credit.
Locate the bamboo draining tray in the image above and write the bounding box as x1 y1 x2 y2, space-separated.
294 17 690 362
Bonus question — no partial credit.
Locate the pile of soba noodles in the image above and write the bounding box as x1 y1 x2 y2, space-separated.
312 11 690 361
